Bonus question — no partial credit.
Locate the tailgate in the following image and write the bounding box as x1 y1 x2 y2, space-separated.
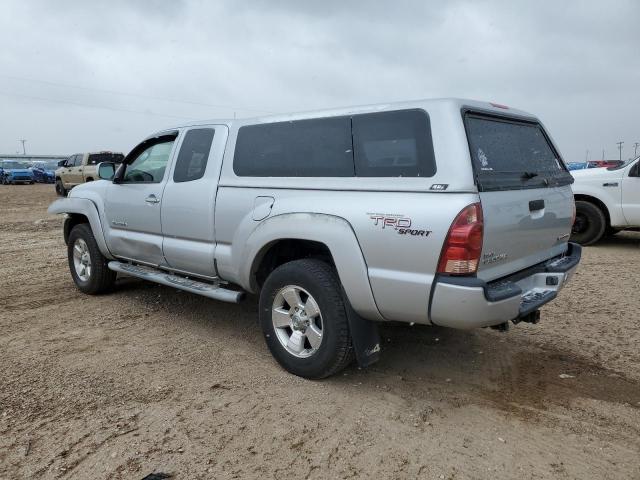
464 111 575 281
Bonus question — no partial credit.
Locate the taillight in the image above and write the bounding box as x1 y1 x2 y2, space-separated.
437 203 484 275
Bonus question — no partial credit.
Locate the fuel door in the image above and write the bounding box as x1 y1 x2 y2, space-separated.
252 196 275 221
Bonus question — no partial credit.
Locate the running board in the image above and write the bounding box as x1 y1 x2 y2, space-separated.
108 261 245 303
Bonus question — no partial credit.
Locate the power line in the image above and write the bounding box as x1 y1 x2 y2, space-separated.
0 74 275 114
0 90 196 120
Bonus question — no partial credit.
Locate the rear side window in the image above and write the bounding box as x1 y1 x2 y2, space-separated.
88 153 125 165
352 109 436 177
173 128 215 182
465 113 573 190
234 117 353 177
73 155 83 166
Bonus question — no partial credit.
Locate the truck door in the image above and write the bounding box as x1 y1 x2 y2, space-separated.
161 125 227 278
621 158 640 225
103 133 179 266
64 154 82 186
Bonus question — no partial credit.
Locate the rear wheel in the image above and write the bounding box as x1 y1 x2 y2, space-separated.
259 259 353 379
67 224 116 294
55 179 67 196
571 200 606 245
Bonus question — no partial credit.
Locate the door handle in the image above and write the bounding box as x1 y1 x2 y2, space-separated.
145 195 160 204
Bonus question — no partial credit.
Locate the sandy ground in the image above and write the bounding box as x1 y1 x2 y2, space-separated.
1 184 639 480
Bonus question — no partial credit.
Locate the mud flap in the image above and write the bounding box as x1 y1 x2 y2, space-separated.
342 290 381 368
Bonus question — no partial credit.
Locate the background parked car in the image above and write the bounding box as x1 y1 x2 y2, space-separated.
566 162 587 171
30 160 58 183
587 160 624 169
0 160 34 185
55 151 124 196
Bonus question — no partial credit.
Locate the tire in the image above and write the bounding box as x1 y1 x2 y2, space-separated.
571 200 606 245
55 179 67 196
67 224 117 294
259 259 353 379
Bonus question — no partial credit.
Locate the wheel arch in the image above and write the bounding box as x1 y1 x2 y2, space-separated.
574 194 611 228
240 213 383 321
48 197 114 259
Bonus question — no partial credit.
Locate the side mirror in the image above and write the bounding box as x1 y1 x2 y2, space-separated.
97 162 115 180
58 160 67 167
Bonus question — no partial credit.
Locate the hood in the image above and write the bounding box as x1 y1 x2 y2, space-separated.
571 167 616 180
6 168 33 175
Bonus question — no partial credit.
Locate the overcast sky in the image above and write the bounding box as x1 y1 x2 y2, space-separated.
0 0 638 161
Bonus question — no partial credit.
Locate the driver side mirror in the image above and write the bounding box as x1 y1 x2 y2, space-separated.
58 160 67 167
97 162 116 180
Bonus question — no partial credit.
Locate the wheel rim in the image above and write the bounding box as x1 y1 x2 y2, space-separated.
572 213 588 234
72 238 92 282
272 285 323 358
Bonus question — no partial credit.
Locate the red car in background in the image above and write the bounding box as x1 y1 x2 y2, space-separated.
587 160 624 168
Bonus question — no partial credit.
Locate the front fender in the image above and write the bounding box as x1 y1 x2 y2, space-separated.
241 213 384 322
572 183 626 226
48 197 114 259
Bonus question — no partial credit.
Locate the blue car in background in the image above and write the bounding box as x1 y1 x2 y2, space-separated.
30 160 58 183
0 160 34 184
566 162 588 171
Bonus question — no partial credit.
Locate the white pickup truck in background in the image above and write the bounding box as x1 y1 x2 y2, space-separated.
571 155 640 245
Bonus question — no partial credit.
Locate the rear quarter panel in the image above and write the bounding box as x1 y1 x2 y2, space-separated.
215 187 478 323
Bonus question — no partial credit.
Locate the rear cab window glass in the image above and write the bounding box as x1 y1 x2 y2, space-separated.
173 128 215 182
464 113 573 191
234 117 353 177
88 153 125 165
352 109 436 177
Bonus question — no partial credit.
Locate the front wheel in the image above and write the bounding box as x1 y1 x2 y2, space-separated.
67 224 117 294
259 259 353 379
55 179 67 196
571 200 606 245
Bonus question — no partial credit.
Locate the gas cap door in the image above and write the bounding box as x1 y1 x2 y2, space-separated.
252 196 275 221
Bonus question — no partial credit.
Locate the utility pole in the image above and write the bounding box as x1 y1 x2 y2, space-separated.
585 149 589 162
616 141 624 161
634 142 639 158
602 149 605 161
19 139 27 155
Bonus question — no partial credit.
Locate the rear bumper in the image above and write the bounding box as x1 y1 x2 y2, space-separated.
430 243 581 329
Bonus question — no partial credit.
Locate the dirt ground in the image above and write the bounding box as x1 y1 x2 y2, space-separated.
1 184 639 480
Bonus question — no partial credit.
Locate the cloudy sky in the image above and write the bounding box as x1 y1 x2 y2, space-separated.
0 0 638 161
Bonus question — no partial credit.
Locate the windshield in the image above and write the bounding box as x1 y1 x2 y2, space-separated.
41 160 60 170
607 155 640 171
465 113 573 191
1 161 29 169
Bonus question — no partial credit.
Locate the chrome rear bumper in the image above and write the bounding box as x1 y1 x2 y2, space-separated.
429 243 581 329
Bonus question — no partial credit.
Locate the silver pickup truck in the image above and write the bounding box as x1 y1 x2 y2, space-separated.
48 98 581 378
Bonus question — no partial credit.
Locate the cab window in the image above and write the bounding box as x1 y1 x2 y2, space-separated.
173 128 215 182
122 141 175 183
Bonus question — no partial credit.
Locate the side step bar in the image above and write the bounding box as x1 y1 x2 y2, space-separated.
108 261 245 303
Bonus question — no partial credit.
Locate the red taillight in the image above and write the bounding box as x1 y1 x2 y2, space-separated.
437 203 484 275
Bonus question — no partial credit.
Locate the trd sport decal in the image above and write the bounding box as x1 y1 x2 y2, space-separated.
367 213 432 238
